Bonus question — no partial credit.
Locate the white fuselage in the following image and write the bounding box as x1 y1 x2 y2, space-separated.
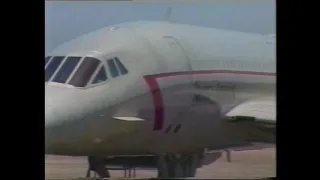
45 21 275 156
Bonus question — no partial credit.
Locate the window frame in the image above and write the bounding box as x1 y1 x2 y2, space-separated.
113 58 121 75
45 56 129 89
45 56 53 68
65 56 86 84
51 56 83 84
107 58 120 78
67 56 101 88
113 57 128 75
106 57 129 78
45 56 67 82
48 56 68 82
85 62 108 87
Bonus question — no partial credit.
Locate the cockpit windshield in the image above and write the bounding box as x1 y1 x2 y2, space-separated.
45 56 51 66
52 57 82 84
92 66 107 84
45 55 128 88
68 57 100 87
45 56 65 82
107 58 119 77
114 57 128 75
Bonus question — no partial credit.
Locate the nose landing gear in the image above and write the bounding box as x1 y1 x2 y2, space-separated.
86 152 204 179
86 156 110 178
157 152 204 178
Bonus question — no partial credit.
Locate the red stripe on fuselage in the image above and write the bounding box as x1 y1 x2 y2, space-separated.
143 70 275 131
144 77 165 131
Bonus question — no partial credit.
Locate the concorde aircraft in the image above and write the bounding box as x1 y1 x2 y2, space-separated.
45 20 276 178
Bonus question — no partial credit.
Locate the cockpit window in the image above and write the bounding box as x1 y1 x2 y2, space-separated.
68 57 100 87
114 57 128 75
45 56 51 66
107 58 128 78
46 56 127 87
107 59 119 77
52 57 82 84
45 56 65 82
92 66 107 84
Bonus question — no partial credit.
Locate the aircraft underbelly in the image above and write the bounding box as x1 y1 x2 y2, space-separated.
150 75 274 151
100 75 276 154
55 74 275 156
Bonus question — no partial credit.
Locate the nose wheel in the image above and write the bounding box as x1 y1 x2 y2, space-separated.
86 156 110 178
86 152 204 179
157 152 204 178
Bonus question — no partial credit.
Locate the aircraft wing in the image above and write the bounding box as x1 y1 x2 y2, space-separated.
225 97 276 143
226 97 275 124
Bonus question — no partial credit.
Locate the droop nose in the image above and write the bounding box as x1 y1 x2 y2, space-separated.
45 104 55 128
45 104 58 150
45 102 68 153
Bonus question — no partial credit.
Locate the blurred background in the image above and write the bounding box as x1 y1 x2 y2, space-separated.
45 0 275 55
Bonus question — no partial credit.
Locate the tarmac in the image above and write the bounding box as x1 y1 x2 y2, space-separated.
45 147 276 179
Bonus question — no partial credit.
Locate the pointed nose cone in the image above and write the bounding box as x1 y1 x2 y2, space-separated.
45 104 54 128
45 85 75 128
45 102 58 152
45 86 79 155
45 103 70 154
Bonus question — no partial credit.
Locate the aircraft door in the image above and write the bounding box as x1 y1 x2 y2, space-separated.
162 36 193 75
158 36 197 135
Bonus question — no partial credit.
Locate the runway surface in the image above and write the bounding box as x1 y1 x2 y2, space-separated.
45 148 275 179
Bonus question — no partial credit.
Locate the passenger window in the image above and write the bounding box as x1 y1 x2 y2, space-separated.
45 56 65 82
107 59 119 77
52 57 82 84
114 57 128 75
92 66 107 84
45 56 51 66
68 57 100 87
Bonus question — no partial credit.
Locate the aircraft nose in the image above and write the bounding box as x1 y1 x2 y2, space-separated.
45 101 64 127
45 85 75 128
45 87 83 154
45 103 59 149
45 104 55 128
45 101 70 152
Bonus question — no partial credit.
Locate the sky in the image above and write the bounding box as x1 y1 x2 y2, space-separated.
45 0 275 54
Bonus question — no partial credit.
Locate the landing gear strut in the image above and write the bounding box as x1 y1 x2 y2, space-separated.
86 156 110 178
157 153 203 178
86 153 204 178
